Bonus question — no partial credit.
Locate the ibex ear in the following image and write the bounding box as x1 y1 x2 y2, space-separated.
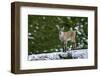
56 25 60 30
62 26 64 30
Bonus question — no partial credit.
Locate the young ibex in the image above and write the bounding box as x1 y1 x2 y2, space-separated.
56 25 76 52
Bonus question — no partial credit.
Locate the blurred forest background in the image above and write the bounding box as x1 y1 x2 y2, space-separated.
28 15 88 55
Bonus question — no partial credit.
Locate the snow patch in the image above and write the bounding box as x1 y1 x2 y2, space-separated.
28 49 88 61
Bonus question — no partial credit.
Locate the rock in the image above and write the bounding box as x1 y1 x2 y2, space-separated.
28 49 88 61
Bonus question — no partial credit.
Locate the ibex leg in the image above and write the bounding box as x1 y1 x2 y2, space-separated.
72 42 76 50
63 42 67 52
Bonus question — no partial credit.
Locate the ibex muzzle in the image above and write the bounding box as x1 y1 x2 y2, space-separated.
56 25 76 52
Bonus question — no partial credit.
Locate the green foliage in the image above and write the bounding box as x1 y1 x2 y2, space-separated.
28 15 88 55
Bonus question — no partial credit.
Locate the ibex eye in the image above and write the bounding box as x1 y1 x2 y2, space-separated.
59 32 61 35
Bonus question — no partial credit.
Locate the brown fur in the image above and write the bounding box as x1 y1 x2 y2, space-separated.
59 31 76 51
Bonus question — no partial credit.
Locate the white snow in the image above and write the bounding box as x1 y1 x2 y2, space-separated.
34 30 36 32
74 26 79 30
57 17 61 21
77 31 81 35
43 17 46 20
82 37 86 40
30 25 33 27
28 37 34 39
55 49 58 52
67 17 71 20
36 26 39 29
80 25 83 28
28 33 32 35
36 23 39 25
28 49 88 61
32 42 34 44
81 18 84 21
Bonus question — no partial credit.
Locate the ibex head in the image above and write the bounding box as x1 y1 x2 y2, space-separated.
56 25 64 35
56 25 64 30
